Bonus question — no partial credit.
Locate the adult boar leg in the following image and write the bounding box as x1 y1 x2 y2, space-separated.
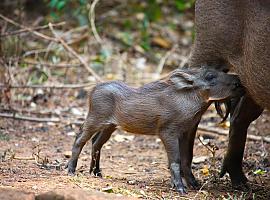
90 125 116 177
159 129 186 194
180 123 200 189
220 95 263 189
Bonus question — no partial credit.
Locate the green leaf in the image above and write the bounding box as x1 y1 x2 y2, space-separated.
145 0 162 22
253 169 266 175
56 0 66 10
49 0 59 8
175 0 186 11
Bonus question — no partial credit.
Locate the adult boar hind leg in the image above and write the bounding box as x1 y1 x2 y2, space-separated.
159 128 186 194
220 95 263 189
67 118 101 175
90 125 116 177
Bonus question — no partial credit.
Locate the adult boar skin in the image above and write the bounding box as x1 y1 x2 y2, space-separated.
189 0 269 188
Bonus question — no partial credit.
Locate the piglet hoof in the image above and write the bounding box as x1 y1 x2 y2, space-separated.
66 161 76 176
175 186 187 195
171 180 187 194
67 167 76 176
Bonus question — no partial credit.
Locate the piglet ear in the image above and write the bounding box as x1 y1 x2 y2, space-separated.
169 71 195 90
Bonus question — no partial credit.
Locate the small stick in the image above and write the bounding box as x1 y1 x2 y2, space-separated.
0 112 84 125
0 82 95 89
89 0 103 45
0 22 65 37
21 61 82 68
0 113 61 123
12 156 35 160
198 124 270 143
0 14 57 42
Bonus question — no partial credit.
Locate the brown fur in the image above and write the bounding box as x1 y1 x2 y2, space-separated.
189 0 269 188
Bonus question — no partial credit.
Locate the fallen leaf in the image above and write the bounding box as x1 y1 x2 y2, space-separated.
201 165 209 176
152 36 172 49
101 186 113 193
253 169 266 175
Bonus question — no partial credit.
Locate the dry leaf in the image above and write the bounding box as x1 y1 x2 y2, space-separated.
152 36 172 49
201 165 209 176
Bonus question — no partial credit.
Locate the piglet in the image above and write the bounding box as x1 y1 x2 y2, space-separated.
67 67 244 194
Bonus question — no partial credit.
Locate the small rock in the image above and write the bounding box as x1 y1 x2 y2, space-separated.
193 156 208 164
67 131 76 136
127 180 136 185
71 107 83 116
31 137 39 142
30 102 37 108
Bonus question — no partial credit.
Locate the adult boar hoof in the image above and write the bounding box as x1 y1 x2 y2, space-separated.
93 170 102 177
232 182 250 191
220 160 249 191
189 179 200 190
90 167 102 177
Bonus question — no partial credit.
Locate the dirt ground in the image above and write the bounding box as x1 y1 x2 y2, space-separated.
0 91 269 199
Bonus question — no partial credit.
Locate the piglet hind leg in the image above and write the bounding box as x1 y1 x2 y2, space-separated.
159 129 187 194
67 118 101 175
180 124 200 190
89 125 116 177
220 96 263 190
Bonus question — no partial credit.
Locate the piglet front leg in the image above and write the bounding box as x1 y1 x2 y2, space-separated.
159 128 186 194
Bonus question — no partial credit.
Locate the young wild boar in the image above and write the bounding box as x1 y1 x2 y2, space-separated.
67 67 244 194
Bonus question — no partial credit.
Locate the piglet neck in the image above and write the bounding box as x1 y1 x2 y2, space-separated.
194 91 212 114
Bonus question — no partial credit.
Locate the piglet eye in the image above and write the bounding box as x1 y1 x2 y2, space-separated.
205 73 216 81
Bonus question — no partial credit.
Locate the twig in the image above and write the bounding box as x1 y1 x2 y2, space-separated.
197 134 215 154
0 113 61 123
89 0 103 45
0 14 57 42
0 107 67 116
22 61 82 68
0 82 95 89
0 14 102 82
198 124 270 143
12 156 35 160
0 113 84 125
192 177 213 200
48 23 102 82
0 22 65 37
